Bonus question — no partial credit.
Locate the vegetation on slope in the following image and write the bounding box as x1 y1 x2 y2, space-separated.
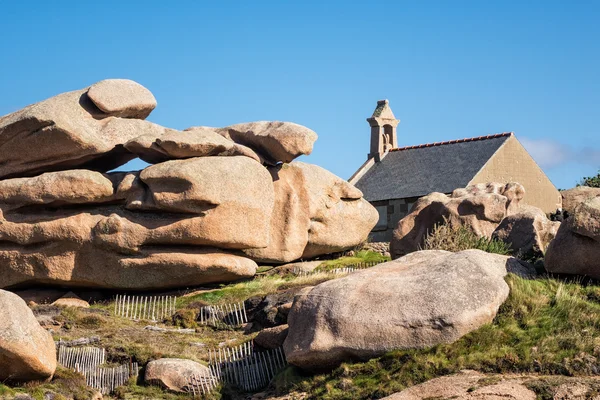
421 218 512 255
275 274 600 399
5 248 600 399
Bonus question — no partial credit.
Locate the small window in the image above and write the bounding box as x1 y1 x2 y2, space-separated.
374 206 388 231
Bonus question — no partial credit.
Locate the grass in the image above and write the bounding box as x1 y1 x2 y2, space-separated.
422 218 512 255
274 274 600 399
315 250 390 272
0 367 99 400
178 273 338 307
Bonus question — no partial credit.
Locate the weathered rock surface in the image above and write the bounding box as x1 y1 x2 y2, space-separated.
0 289 57 382
381 370 536 400
244 163 378 263
125 126 261 164
0 169 115 207
391 182 525 258
545 197 600 278
0 82 155 179
145 358 212 392
284 250 521 370
215 121 318 164
0 81 376 290
87 79 157 119
0 243 257 290
51 292 90 308
254 325 289 350
561 186 600 215
492 205 560 258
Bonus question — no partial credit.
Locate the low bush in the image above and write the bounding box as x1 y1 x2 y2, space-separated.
422 218 512 255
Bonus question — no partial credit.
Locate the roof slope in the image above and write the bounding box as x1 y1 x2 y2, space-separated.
354 133 512 201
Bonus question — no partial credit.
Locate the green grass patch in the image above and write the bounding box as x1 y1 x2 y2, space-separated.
316 250 390 272
275 274 600 399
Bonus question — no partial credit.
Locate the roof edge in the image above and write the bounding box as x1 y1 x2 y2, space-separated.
389 132 514 153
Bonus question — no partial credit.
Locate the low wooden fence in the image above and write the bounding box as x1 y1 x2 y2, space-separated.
188 342 287 397
57 343 138 394
76 362 139 395
198 301 248 328
113 294 177 321
293 261 384 276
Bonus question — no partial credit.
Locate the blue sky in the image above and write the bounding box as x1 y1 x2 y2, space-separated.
0 1 598 189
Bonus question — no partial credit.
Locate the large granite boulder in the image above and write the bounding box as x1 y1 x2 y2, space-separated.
492 205 560 259
0 289 57 382
545 197 600 278
145 358 213 392
87 79 157 119
0 79 156 179
561 186 600 215
284 250 522 370
215 121 318 165
390 182 525 258
244 163 378 263
125 125 262 164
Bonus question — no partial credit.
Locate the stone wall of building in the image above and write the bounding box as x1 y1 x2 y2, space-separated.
369 197 420 242
470 136 562 214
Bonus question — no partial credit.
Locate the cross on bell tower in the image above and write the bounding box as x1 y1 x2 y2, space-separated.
367 99 400 162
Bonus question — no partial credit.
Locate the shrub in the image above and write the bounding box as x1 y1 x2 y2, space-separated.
422 218 512 255
579 170 600 188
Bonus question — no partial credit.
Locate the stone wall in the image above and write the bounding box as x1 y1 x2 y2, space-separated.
369 197 420 242
470 135 561 213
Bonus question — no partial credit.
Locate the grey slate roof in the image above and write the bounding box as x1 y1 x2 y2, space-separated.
354 133 512 202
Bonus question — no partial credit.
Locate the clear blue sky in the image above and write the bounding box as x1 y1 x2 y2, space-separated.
1 1 598 189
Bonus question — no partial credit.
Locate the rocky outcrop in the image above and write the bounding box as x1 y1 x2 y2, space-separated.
545 197 600 278
125 126 262 164
0 290 57 382
0 80 376 290
0 80 155 179
284 250 523 370
244 163 378 263
492 205 560 258
214 121 318 165
561 186 600 215
390 182 524 258
145 358 212 392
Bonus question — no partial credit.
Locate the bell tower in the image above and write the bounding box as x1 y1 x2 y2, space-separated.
367 99 400 162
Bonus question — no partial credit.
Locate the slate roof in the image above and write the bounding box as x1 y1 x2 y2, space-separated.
354 133 513 202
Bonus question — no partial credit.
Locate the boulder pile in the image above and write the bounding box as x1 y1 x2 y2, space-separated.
390 182 559 259
0 79 378 290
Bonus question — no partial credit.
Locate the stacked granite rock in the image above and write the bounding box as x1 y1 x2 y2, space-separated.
0 79 378 290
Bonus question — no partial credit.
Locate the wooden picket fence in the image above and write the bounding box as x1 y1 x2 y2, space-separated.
57 345 105 372
187 370 220 397
57 344 138 395
76 362 138 395
293 261 384 277
113 294 177 321
198 301 248 328
188 343 287 396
